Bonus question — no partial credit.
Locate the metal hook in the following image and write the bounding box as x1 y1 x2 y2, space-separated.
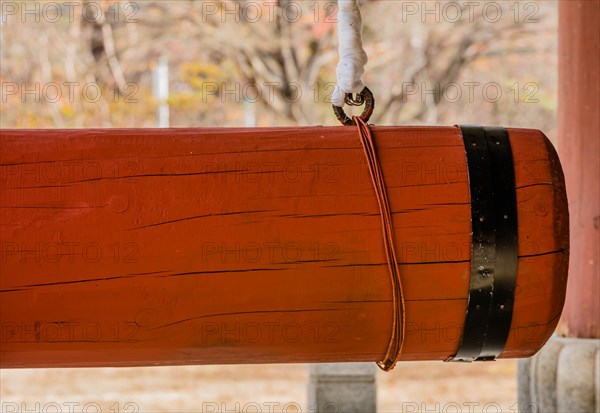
332 87 375 126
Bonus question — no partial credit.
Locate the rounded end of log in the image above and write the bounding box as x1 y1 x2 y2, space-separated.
500 129 570 359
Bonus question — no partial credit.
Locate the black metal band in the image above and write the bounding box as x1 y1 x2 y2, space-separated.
449 126 519 362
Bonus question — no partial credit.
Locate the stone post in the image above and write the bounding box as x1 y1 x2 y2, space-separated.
307 363 377 413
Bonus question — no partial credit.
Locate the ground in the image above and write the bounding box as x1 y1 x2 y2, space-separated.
0 360 519 412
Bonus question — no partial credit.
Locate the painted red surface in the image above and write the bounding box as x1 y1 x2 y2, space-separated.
557 1 600 339
0 126 568 367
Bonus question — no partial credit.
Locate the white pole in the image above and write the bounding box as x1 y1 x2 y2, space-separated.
152 56 170 128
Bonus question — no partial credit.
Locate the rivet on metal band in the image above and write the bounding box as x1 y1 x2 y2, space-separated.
448 126 519 362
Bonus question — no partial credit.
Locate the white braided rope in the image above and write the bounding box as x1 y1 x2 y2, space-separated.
331 0 368 108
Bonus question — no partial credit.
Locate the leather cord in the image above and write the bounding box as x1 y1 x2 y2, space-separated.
353 116 405 371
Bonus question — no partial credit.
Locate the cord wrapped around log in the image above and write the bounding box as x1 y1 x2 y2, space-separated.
0 126 568 368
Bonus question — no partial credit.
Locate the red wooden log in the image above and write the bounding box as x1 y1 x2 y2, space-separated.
0 126 568 368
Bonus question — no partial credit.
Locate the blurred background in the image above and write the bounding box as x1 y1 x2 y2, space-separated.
1 0 557 134
1 0 558 411
1 362 518 412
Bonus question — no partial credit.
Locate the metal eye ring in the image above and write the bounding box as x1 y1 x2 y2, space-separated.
332 87 375 126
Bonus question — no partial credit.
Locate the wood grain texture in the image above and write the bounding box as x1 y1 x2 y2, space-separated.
0 126 568 368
